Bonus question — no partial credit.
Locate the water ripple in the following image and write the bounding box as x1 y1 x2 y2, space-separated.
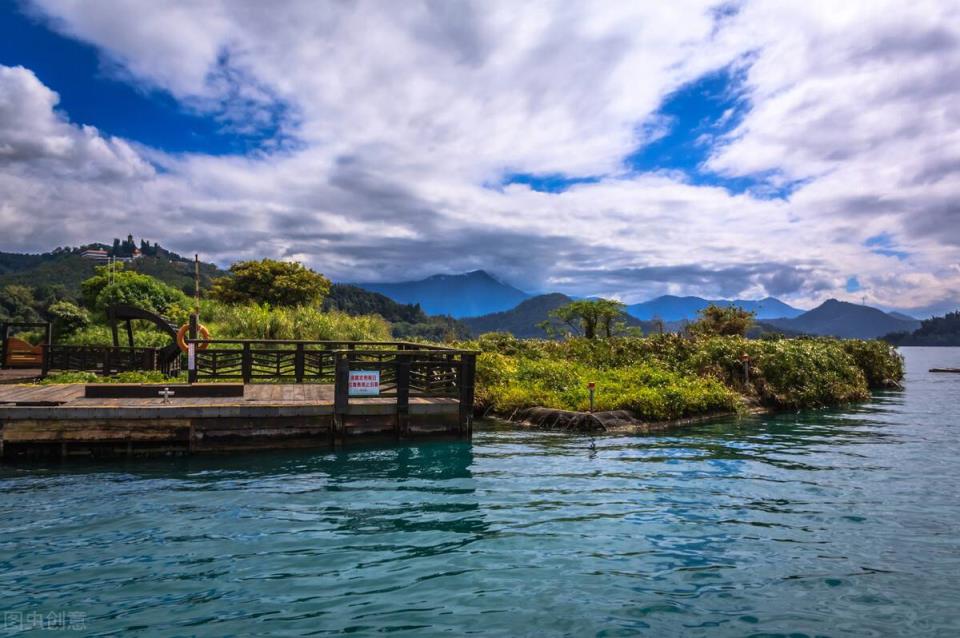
1 348 959 636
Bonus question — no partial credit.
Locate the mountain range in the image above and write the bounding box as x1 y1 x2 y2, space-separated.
767 299 920 339
627 295 804 321
463 293 651 338
355 270 922 339
355 270 530 318
0 244 928 341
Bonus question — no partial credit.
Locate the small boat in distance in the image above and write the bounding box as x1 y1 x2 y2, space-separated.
930 368 960 373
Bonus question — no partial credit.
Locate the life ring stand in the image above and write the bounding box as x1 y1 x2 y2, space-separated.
176 323 210 353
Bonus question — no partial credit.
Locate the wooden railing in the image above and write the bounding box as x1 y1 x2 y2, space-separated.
185 339 477 424
185 341 474 389
43 345 169 376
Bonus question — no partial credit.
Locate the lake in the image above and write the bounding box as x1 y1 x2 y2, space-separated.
2 347 958 636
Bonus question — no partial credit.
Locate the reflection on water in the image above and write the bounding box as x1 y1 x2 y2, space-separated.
1 347 959 636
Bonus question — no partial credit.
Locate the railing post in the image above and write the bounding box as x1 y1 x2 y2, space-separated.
334 352 350 442
0 323 7 368
188 314 198 384
458 353 476 437
41 344 50 378
396 354 411 439
295 342 305 383
242 342 252 384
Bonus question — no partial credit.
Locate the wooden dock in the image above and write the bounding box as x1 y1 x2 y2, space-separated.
0 383 467 460
0 368 42 385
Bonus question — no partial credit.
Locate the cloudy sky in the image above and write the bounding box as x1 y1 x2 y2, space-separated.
1 0 959 315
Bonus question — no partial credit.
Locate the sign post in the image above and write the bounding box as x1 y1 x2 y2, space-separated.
349 370 380 397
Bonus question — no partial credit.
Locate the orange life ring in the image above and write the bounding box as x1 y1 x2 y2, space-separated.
176 323 210 352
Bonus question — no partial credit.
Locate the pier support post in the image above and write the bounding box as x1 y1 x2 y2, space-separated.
0 323 8 368
334 352 350 445
241 342 252 384
396 354 411 439
459 353 476 438
295 343 305 383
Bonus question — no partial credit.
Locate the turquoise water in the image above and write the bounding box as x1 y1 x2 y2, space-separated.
2 347 959 637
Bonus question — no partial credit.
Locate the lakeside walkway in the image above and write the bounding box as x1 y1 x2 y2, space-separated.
0 383 465 460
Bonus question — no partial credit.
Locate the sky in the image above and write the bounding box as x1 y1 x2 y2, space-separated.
1 0 959 316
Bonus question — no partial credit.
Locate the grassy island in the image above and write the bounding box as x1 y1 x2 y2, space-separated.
465 333 904 426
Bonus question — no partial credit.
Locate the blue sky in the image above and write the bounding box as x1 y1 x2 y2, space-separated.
0 6 284 154
0 1 957 316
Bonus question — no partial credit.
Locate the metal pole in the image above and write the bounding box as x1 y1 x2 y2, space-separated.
194 254 201 315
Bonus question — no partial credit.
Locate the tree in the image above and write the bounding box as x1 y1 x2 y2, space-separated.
80 264 190 320
540 299 629 339
0 285 41 323
210 259 332 307
48 300 90 337
689 304 755 337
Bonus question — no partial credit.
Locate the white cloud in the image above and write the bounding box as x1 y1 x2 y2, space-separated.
0 0 958 313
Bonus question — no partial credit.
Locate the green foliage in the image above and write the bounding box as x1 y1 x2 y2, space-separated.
463 333 904 420
38 371 99 385
201 300 391 341
842 339 905 387
210 259 331 307
0 284 41 323
0 245 224 305
689 304 755 337
324 284 426 323
131 256 223 296
81 264 190 322
391 315 471 341
39 370 180 385
474 351 735 421
60 324 175 347
542 298 632 339
884 310 960 346
47 300 90 337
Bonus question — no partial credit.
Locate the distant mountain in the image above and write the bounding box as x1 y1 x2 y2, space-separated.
768 299 921 339
463 293 652 338
888 311 919 322
355 270 530 318
463 293 573 337
324 284 427 323
627 295 803 321
324 283 471 340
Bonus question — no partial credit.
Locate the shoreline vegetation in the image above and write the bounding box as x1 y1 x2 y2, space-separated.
16 258 906 436
462 333 904 433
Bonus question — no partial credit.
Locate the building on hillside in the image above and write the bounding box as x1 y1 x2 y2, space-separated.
114 248 143 263
80 249 110 262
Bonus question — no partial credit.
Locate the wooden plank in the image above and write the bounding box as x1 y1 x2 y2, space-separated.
2 419 191 442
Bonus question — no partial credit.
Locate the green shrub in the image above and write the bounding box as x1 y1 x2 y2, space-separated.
464 333 902 420
39 370 182 385
39 372 99 385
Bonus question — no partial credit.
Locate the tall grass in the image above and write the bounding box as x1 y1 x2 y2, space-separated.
200 301 391 342
60 301 392 346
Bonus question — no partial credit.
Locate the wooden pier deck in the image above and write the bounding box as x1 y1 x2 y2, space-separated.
0 368 42 385
0 384 467 460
